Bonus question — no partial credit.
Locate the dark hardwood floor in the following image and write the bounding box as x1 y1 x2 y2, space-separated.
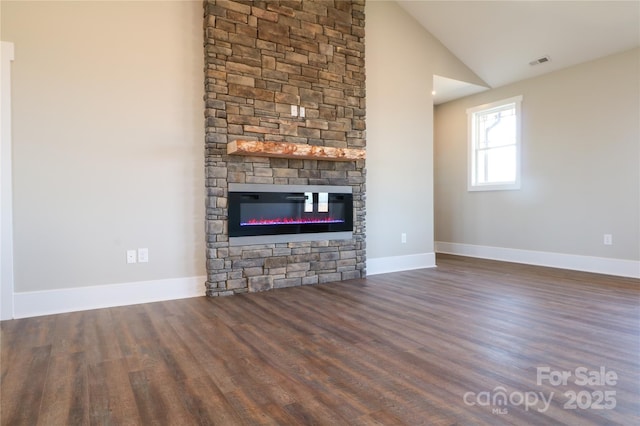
1 254 638 425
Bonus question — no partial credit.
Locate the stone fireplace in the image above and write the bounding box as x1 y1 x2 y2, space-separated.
204 0 366 295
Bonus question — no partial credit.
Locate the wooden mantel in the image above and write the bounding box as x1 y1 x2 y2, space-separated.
227 140 365 162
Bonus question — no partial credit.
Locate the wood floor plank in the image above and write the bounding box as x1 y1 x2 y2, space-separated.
1 254 638 425
87 358 142 425
0 344 51 426
36 351 89 426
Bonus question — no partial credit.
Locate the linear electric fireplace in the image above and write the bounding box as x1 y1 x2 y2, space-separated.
228 184 353 245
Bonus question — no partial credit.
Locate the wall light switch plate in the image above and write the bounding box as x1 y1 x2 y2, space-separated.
299 106 306 117
126 250 137 264
138 248 149 263
291 105 298 116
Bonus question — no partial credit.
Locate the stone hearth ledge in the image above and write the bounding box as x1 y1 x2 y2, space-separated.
227 140 366 162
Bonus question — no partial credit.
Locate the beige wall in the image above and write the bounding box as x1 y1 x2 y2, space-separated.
365 0 484 261
435 48 640 261
2 1 205 292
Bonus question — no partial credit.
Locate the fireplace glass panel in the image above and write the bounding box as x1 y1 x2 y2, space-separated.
229 191 353 237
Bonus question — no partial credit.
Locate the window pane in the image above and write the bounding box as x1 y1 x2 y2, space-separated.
477 106 515 148
477 146 516 184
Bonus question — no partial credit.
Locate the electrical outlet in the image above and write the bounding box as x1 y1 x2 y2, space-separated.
291 105 298 116
126 250 137 264
603 234 613 245
401 233 407 243
138 248 149 263
299 106 306 118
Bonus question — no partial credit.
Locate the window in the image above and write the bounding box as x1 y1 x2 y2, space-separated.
467 96 522 191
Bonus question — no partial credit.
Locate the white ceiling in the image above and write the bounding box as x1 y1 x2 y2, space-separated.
398 0 640 104
432 75 488 104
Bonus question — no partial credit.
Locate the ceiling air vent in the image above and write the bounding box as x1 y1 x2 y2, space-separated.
529 56 551 66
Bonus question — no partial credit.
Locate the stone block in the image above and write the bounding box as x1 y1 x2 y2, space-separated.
270 158 289 168
318 272 341 284
287 262 310 272
265 256 288 268
273 168 299 178
227 172 246 183
275 92 299 105
298 127 321 138
302 275 319 285
227 74 255 87
292 39 319 54
289 253 319 263
227 278 247 290
242 249 273 259
246 176 274 184
207 220 224 234
291 246 311 255
273 277 301 289
320 170 346 179
285 51 309 65
276 61 301 75
229 84 274 102
305 119 329 130
236 24 257 38
311 261 337 271
227 11 249 24
207 166 228 178
249 276 273 292
207 259 225 270
218 0 251 14
287 178 308 185
266 3 296 17
300 88 323 104
232 258 265 268
319 252 340 261
243 267 264 277
244 125 279 134
253 167 273 177
251 7 278 22
255 35 276 48
273 247 292 256
228 270 243 279
312 244 338 253
258 20 291 45
342 270 362 280
337 259 357 268
340 250 357 260
226 61 262 77
208 272 228 282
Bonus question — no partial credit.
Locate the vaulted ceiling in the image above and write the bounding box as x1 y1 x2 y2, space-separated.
397 0 640 104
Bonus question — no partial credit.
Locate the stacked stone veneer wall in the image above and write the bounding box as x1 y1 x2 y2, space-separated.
204 0 366 295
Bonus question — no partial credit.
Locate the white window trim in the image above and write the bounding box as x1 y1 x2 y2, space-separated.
467 95 522 192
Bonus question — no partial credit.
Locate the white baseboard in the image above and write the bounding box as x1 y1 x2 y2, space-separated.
367 252 436 276
435 242 640 279
12 275 206 319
